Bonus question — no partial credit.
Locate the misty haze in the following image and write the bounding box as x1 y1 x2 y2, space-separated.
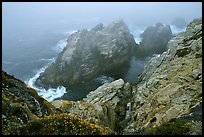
2 2 203 135
2 2 202 101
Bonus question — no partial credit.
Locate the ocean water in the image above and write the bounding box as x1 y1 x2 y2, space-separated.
2 24 186 102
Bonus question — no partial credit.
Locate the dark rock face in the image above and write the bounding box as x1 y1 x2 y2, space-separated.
35 20 137 91
135 22 173 58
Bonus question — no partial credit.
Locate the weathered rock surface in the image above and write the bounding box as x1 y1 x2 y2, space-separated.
124 17 202 134
135 22 173 58
52 79 135 133
35 20 136 91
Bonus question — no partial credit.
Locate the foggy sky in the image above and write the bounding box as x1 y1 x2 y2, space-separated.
3 2 202 34
2 2 202 82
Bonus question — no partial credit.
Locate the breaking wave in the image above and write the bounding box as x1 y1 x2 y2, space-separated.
51 38 67 53
170 25 186 35
26 57 67 102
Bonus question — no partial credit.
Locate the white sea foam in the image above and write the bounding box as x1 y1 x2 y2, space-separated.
39 58 56 62
52 30 78 53
52 38 68 53
170 25 186 35
26 57 67 102
37 86 66 102
134 37 142 44
3 60 13 65
131 28 144 44
96 76 114 84
62 30 77 36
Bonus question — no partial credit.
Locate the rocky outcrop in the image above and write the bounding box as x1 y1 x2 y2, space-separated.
35 20 137 92
2 71 55 134
135 22 173 58
2 71 115 135
52 79 135 133
124 18 202 134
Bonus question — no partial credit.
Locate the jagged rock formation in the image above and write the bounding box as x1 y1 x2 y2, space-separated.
52 79 135 133
35 20 137 92
124 17 202 134
135 22 173 58
2 71 115 135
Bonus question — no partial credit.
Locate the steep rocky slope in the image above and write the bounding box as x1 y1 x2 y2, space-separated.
2 71 55 134
124 17 202 134
2 71 115 135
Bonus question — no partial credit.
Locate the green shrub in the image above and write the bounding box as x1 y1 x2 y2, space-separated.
12 113 115 135
145 120 190 135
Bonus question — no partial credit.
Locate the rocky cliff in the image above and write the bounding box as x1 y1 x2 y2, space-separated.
124 17 202 134
51 18 202 135
52 79 135 133
2 71 115 135
35 20 137 91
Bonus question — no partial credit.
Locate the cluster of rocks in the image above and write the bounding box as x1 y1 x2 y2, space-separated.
35 19 175 100
51 17 202 135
